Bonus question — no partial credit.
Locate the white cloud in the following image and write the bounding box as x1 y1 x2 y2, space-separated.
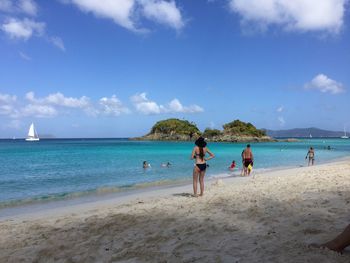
141 0 184 30
0 92 58 118
0 93 17 104
305 74 345 94
276 106 283 112
1 18 45 40
25 92 90 108
278 116 285 126
67 0 138 31
0 104 12 114
18 0 38 16
131 93 204 115
49 36 66 51
131 92 163 114
1 91 202 120
63 0 184 32
99 95 130 116
21 104 57 118
0 92 131 119
0 1 64 51
167 99 203 113
0 93 18 117
0 0 38 16
19 51 31 60
229 0 347 34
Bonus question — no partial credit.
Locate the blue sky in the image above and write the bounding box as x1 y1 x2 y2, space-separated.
0 0 349 138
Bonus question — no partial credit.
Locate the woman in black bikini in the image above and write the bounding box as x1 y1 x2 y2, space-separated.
191 137 215 197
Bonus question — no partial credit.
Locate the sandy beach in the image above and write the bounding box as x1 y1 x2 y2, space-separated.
1 160 350 263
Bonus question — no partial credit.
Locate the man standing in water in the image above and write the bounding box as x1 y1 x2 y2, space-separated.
242 144 254 176
305 147 315 166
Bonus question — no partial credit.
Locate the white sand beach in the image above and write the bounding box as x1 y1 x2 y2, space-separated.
1 160 350 263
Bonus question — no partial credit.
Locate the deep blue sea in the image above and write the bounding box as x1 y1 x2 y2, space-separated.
0 138 349 207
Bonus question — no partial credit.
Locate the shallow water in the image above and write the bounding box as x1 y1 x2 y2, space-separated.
0 138 349 207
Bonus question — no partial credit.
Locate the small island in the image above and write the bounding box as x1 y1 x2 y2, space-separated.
132 118 201 141
203 119 273 142
132 118 274 142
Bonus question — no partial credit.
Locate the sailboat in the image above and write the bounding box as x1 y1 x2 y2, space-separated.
25 123 40 141
341 126 349 139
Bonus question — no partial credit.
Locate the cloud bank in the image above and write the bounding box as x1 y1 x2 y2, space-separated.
229 0 347 34
0 91 203 119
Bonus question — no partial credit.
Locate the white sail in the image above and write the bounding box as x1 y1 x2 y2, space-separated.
26 123 40 141
28 123 35 137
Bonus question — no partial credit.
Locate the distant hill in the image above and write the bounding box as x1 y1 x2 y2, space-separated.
264 128 344 138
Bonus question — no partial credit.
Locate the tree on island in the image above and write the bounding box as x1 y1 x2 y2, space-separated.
223 119 266 137
202 128 222 139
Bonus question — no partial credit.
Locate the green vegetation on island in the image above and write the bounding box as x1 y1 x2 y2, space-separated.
203 119 270 142
222 120 266 137
202 128 222 138
150 119 201 137
133 118 273 142
133 118 201 141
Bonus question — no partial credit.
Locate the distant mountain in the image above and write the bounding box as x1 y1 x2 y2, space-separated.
264 128 344 138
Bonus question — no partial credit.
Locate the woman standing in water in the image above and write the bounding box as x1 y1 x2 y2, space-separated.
305 147 315 166
191 137 215 197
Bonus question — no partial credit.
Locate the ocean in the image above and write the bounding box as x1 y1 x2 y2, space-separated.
0 138 349 208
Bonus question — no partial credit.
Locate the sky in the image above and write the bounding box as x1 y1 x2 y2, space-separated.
0 0 349 138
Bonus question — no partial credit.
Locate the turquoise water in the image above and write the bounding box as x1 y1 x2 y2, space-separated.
0 138 349 207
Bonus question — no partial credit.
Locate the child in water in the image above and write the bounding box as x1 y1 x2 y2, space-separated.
229 160 236 171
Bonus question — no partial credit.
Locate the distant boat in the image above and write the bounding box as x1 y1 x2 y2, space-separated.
341 126 349 139
25 123 40 141
309 133 312 138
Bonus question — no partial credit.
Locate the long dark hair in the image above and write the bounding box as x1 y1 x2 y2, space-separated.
199 146 204 160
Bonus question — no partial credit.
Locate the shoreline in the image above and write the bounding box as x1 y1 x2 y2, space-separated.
1 158 350 262
1 156 350 222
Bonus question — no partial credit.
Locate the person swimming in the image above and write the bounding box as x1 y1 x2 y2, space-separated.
143 161 151 169
161 162 171 167
190 137 215 197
